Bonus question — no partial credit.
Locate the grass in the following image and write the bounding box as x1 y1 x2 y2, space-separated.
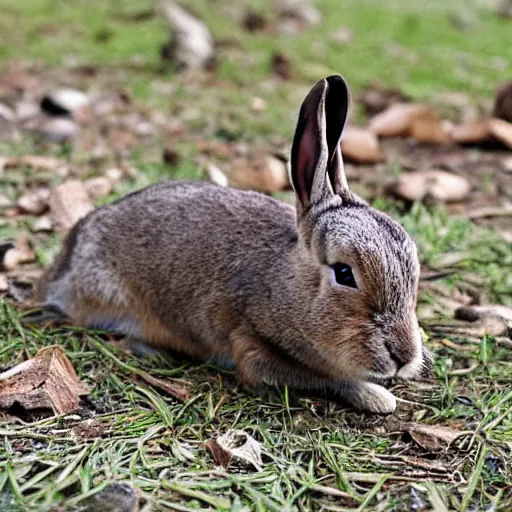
1 0 512 510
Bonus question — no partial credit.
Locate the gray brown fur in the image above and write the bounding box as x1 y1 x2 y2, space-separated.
37 76 431 413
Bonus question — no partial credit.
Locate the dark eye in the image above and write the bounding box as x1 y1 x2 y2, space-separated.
331 262 357 289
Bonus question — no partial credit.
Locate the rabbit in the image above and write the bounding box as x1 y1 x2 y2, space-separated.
36 75 432 414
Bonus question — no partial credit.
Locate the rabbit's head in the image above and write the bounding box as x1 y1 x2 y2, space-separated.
290 76 428 381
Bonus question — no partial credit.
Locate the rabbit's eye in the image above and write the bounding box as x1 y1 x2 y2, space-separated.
332 263 357 289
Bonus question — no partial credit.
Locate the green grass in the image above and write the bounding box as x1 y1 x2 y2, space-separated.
1 0 512 510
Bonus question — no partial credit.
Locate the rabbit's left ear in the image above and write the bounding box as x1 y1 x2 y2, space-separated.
290 75 351 211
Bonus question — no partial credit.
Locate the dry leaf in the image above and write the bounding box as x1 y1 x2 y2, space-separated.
158 1 215 70
388 170 471 203
405 423 464 451
455 305 512 338
369 103 434 137
230 154 288 192
49 180 94 231
341 126 382 163
0 346 89 415
206 429 263 471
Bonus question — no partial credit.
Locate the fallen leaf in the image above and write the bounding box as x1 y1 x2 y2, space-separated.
493 80 512 123
388 170 471 203
341 126 382 163
206 429 263 471
230 154 288 192
405 423 464 451
84 177 113 200
0 346 89 415
49 180 94 231
158 1 215 70
369 103 434 137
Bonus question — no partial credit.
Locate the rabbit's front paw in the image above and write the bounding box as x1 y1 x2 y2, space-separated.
345 381 397 414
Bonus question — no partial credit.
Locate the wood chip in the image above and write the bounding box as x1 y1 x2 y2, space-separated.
49 180 94 231
206 429 263 471
0 346 89 415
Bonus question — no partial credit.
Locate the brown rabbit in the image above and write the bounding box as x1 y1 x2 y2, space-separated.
36 75 432 413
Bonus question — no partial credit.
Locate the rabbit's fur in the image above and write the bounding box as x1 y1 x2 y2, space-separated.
37 76 431 413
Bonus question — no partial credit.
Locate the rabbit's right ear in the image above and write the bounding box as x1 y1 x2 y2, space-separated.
290 75 350 211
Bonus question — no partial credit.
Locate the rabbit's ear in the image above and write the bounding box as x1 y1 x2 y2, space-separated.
324 75 350 197
290 75 350 210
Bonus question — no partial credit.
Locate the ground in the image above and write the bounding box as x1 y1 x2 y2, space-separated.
0 0 511 511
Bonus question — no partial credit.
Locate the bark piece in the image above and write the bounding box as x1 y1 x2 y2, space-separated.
0 346 89 415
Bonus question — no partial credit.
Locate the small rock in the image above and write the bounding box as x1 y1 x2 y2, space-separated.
330 26 353 46
32 215 54 233
41 88 89 116
0 193 13 209
388 170 471 203
84 177 113 200
0 102 15 121
369 103 435 137
493 81 512 123
271 51 293 80
17 189 49 216
230 154 289 193
2 233 36 271
449 120 491 144
49 180 94 231
251 97 267 111
341 126 382 163
361 86 408 116
38 118 79 142
16 101 40 122
275 0 321 26
410 118 452 144
158 1 215 70
104 167 124 185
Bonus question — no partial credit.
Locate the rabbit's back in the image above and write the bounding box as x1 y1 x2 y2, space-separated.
42 180 298 357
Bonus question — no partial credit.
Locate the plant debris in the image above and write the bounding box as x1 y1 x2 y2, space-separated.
0 346 89 415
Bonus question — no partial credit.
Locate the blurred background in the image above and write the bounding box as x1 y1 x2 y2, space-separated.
1 2 512 511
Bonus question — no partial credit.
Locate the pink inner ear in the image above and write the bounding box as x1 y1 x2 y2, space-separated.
296 119 315 203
